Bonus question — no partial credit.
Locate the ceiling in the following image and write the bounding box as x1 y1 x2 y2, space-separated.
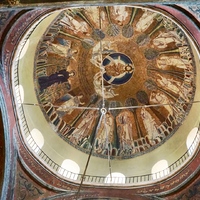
13 5 200 178
35 5 197 158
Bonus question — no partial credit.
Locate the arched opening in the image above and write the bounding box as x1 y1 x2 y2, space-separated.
27 128 44 153
58 159 80 180
151 160 169 180
105 172 126 184
15 85 24 106
186 127 199 155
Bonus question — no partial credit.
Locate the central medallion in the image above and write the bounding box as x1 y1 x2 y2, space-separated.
102 53 134 85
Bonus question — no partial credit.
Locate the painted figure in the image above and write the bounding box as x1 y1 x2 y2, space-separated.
135 10 157 32
38 70 75 91
56 94 85 114
69 109 97 145
113 6 128 25
157 74 181 93
90 41 115 68
105 58 133 78
117 113 134 153
95 112 114 153
47 41 78 60
156 55 190 70
60 13 89 35
93 72 118 98
156 74 189 101
141 108 160 143
150 91 173 116
84 7 100 25
153 31 184 49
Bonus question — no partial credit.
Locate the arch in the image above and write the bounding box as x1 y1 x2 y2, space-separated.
186 127 198 155
151 160 169 180
59 159 80 180
105 172 126 184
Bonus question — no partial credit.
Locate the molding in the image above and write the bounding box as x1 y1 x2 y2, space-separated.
0 0 200 10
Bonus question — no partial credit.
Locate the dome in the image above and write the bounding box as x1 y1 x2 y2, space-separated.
11 4 200 182
33 6 196 159
1 1 200 199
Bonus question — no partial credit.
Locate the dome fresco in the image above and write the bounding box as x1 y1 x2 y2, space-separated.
34 6 196 159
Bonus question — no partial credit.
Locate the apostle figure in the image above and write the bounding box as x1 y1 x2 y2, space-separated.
153 31 184 49
117 112 134 153
38 70 75 91
156 55 190 70
141 108 160 144
95 112 114 153
156 74 189 101
113 6 128 25
56 94 85 115
156 74 181 94
150 91 173 116
69 109 98 145
135 10 158 32
47 40 78 61
60 13 89 35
